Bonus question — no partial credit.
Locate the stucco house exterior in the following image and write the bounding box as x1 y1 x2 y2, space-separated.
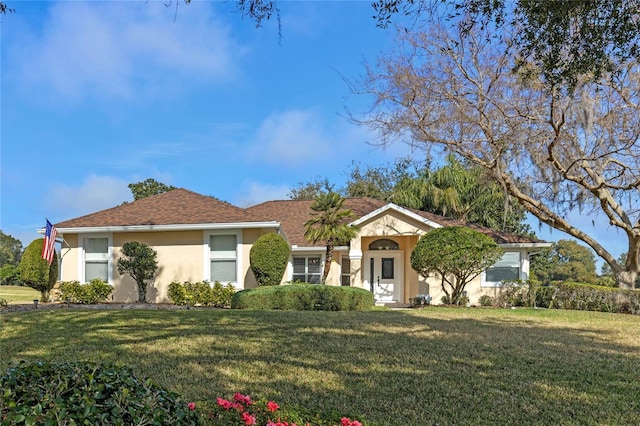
53 188 550 305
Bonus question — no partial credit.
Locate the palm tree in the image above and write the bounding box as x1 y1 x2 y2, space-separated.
304 192 359 284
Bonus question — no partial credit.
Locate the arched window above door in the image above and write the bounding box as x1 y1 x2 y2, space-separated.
368 238 399 250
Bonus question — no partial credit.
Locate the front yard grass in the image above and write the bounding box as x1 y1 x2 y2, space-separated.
0 285 40 303
1 307 639 425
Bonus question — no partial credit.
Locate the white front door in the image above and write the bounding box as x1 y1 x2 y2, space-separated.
365 251 404 303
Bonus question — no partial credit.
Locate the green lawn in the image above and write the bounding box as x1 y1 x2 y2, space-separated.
1 307 639 425
0 285 40 303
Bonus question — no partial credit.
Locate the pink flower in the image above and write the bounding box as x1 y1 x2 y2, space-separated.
217 397 234 410
187 402 196 411
266 400 280 412
341 418 363 426
234 392 253 405
241 411 256 425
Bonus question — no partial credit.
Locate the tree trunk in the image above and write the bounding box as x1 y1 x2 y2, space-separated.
321 240 334 284
138 283 147 303
615 270 638 290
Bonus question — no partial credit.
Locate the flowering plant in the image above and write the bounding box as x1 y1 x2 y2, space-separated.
196 393 362 426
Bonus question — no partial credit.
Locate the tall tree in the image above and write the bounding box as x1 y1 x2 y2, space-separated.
0 230 23 267
128 179 177 201
391 155 532 235
358 18 640 288
288 178 333 200
304 192 359 284
531 240 598 284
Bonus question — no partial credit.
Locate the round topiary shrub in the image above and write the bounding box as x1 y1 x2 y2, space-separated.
1 361 200 425
249 233 290 286
18 238 58 302
231 284 374 311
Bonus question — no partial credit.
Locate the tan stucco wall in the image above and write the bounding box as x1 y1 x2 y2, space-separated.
59 228 277 303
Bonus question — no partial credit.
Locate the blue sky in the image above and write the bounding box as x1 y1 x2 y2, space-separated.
0 0 628 264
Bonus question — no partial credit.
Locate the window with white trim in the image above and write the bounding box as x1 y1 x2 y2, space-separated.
293 256 321 284
83 237 109 282
484 252 521 286
341 256 351 286
209 234 237 283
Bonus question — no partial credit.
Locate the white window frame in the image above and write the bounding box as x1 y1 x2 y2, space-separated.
482 251 522 287
340 256 351 286
290 253 323 284
78 234 113 283
203 230 242 288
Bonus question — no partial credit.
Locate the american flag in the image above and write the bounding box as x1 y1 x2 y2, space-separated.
42 219 58 265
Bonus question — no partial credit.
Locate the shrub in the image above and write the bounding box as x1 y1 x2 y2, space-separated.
549 281 640 314
495 280 539 308
479 295 493 306
57 279 113 304
231 284 374 311
168 281 236 308
0 264 20 286
249 233 290 286
117 241 158 303
0 361 200 425
18 239 58 302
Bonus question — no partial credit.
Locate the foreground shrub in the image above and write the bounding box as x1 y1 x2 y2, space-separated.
0 361 200 425
231 284 374 311
168 281 235 308
250 233 290 286
57 279 113 304
18 239 58 302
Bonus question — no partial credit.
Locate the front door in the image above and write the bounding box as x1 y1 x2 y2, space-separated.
365 252 403 303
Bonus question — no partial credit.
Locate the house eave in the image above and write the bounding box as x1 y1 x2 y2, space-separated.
47 221 280 234
350 203 443 229
499 242 553 249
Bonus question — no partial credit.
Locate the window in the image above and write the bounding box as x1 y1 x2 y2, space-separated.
84 237 109 282
341 257 351 286
381 257 394 279
210 234 237 283
369 239 399 250
485 252 520 285
293 256 321 284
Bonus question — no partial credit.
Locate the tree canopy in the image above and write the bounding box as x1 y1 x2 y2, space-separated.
411 226 503 304
358 18 640 288
530 240 598 285
128 179 177 201
0 230 23 267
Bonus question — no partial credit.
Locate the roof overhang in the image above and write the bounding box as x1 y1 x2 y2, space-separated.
499 242 553 249
290 245 349 252
44 221 280 234
350 203 443 229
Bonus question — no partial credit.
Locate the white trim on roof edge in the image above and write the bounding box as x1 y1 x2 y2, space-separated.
500 242 553 249
350 203 443 229
53 221 280 234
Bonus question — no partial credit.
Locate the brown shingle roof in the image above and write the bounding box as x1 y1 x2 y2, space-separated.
55 188 268 229
247 197 543 247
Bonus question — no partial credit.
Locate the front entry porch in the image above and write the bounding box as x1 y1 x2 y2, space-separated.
363 251 404 305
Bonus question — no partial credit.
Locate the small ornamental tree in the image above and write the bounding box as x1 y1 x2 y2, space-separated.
411 226 504 304
117 241 158 303
18 238 58 302
250 233 290 286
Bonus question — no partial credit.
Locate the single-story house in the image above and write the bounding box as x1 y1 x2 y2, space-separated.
52 188 550 305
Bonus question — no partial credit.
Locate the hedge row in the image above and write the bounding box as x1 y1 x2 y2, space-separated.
57 279 113 304
494 280 640 315
231 284 374 311
167 281 236 308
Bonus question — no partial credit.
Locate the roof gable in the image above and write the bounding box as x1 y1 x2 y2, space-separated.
55 188 269 230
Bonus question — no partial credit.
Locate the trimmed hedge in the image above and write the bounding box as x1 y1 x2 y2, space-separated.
231 284 374 311
494 280 640 315
546 281 640 314
57 279 113 304
249 233 290 286
0 361 199 425
167 281 236 308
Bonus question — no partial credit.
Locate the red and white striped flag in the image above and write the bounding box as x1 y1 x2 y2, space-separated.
42 219 58 265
